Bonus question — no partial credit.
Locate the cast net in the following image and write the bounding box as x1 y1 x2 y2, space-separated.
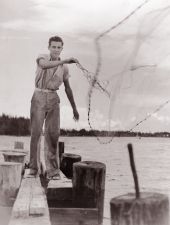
76 0 170 143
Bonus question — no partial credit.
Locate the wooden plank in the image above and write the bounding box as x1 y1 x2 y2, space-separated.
9 169 51 225
48 171 72 188
9 215 51 225
9 197 51 225
49 208 99 225
11 169 46 218
47 172 73 207
11 178 31 218
47 187 73 208
47 187 72 201
29 178 46 215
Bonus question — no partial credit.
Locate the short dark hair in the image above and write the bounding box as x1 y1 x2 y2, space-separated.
48 36 64 46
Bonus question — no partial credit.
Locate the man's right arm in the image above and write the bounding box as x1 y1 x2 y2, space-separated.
38 58 79 69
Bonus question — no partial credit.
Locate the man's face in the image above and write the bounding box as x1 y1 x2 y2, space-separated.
48 41 63 59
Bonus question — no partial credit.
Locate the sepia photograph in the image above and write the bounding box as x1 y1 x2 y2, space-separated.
0 0 170 224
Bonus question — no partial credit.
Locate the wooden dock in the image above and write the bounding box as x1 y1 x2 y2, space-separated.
7 168 99 225
1 140 169 225
3 140 104 225
47 172 98 225
8 169 51 225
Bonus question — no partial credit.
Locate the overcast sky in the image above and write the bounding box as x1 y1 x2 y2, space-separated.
1 0 170 132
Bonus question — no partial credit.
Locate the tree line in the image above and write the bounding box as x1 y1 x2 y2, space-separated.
0 114 30 136
0 114 170 137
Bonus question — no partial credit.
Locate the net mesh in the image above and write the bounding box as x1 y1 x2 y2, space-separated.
76 0 170 143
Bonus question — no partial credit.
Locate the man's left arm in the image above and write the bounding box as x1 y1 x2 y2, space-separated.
64 79 79 121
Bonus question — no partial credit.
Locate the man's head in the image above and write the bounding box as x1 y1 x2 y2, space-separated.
48 36 64 60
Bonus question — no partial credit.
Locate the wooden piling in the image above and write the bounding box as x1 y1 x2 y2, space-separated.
3 152 26 164
59 141 64 164
110 192 169 225
110 143 169 225
14 141 24 150
0 162 22 206
3 152 27 173
60 153 81 179
72 161 106 225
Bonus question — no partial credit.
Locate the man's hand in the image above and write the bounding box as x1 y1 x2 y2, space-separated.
73 108 79 121
64 58 79 64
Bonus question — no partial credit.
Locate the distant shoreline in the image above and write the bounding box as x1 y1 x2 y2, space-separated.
0 113 170 137
0 130 170 138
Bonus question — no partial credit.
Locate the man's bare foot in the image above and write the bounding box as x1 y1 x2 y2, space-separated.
26 169 38 177
47 173 61 180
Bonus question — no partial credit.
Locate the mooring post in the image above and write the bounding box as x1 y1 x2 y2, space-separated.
3 152 27 163
3 152 27 172
60 153 81 179
128 143 140 199
110 143 169 225
0 162 22 206
73 161 106 225
59 141 65 165
14 141 24 150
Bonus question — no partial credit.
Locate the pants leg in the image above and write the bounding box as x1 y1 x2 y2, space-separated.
29 94 45 171
44 102 60 177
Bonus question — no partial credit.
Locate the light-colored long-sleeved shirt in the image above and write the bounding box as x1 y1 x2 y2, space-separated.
35 54 70 91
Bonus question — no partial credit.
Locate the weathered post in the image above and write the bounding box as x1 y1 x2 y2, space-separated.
110 192 169 225
3 152 27 173
60 153 81 179
0 162 22 206
59 141 64 165
73 161 106 225
110 143 169 225
3 152 26 164
14 141 24 150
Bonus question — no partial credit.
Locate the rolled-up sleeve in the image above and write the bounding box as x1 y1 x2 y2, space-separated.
36 54 47 65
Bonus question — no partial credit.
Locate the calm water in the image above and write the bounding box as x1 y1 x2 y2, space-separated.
0 135 170 225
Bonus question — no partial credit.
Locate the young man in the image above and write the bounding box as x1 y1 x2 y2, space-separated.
29 36 79 179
